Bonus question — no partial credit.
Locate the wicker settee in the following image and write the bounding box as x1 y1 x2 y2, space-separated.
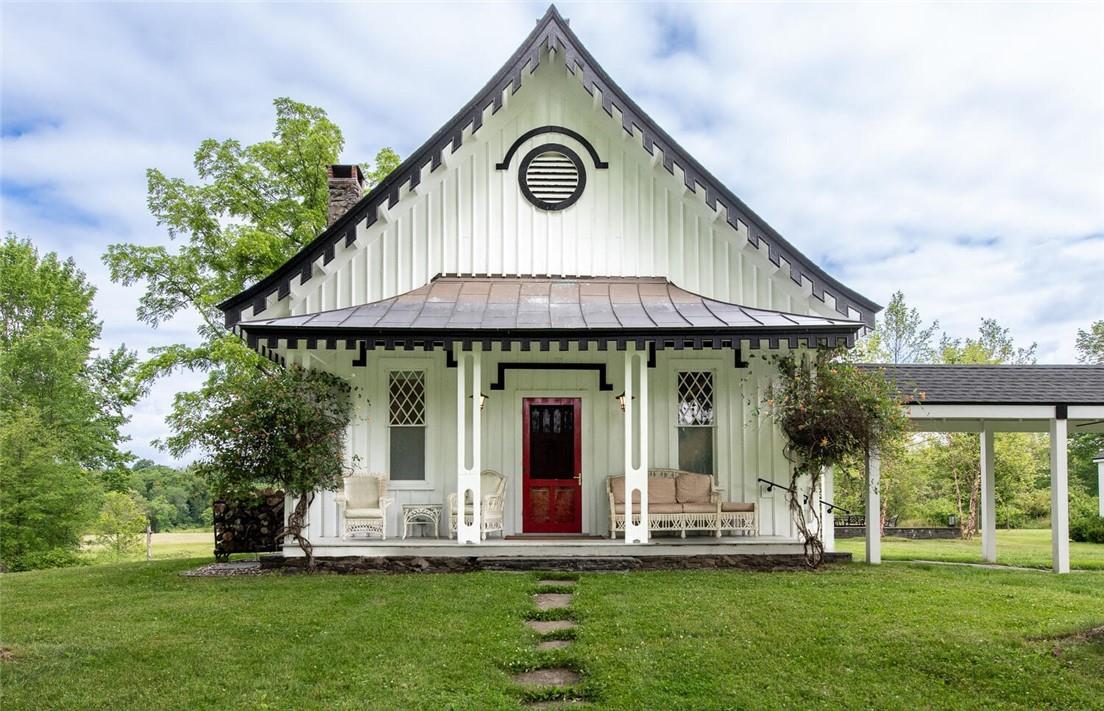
606 468 756 539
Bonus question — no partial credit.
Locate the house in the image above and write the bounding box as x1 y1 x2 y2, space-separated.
218 6 1104 570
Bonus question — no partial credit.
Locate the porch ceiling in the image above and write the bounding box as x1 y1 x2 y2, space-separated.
237 275 864 358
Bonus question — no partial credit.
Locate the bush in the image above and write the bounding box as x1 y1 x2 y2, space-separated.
1070 514 1104 544
5 547 89 572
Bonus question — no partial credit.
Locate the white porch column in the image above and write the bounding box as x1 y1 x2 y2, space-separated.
1049 417 1069 574
865 449 881 565
821 466 835 554
1095 451 1104 518
456 346 482 544
980 425 996 563
623 345 649 544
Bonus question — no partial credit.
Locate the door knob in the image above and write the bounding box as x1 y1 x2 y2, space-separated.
574 472 583 482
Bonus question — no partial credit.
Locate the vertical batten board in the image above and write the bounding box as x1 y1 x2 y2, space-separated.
250 57 855 327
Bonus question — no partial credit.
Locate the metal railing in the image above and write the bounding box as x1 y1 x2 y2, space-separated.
757 477 851 515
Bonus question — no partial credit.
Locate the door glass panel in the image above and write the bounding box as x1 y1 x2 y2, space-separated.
529 405 575 479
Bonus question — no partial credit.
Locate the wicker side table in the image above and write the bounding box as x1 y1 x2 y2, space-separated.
401 503 443 539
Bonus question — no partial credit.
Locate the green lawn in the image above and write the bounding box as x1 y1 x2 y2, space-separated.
836 528 1104 570
2 560 1102 709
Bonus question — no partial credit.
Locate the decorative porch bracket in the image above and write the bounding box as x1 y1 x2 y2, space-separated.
456 345 482 544
623 345 649 544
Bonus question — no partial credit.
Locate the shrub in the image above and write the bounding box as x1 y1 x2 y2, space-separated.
1070 514 1104 544
6 547 89 572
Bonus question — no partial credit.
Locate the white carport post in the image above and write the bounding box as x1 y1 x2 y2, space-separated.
1049 416 1070 574
455 345 482 544
1095 451 1104 518
821 466 835 553
865 449 881 565
980 424 997 563
623 345 649 544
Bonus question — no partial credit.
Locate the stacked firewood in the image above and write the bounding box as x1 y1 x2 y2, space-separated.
212 490 285 561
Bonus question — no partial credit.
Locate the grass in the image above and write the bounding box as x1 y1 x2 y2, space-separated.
79 529 219 564
836 528 1104 570
2 559 1102 709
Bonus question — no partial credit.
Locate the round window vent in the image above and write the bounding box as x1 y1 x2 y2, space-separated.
519 143 586 211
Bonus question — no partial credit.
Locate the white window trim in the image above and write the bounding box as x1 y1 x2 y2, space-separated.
670 361 721 476
387 367 428 483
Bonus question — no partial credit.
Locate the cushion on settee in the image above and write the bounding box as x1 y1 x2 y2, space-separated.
676 473 713 503
648 476 677 504
610 475 625 504
721 502 755 512
614 503 683 514
680 503 717 513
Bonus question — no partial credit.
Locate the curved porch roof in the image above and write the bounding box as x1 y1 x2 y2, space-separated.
236 275 864 356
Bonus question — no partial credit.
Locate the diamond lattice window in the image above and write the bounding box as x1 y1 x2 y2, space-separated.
677 371 714 475
677 371 714 426
389 371 426 426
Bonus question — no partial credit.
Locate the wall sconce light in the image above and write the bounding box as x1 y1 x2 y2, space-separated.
615 392 635 412
470 393 489 411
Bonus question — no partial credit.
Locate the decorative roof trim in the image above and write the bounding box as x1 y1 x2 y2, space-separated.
218 5 880 327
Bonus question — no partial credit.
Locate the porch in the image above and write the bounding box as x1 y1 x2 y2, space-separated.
237 275 865 553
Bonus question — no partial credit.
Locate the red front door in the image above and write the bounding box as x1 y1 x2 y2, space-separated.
522 398 583 533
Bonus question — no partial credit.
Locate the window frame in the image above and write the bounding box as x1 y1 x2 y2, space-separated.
674 367 718 477
387 368 428 483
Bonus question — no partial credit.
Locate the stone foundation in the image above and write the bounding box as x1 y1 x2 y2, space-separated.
836 526 960 540
263 551 852 574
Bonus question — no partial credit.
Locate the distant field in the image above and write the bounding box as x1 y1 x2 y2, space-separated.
81 529 215 564
836 528 1104 570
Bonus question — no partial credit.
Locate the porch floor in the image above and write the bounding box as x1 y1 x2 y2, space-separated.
288 535 805 559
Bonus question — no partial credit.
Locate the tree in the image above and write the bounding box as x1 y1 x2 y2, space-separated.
0 409 102 570
939 318 1037 365
1075 320 1104 364
127 459 211 531
0 235 136 570
104 99 398 453
764 350 911 566
173 365 353 570
93 491 148 560
858 292 939 364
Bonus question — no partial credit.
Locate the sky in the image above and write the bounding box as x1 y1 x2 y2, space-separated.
2 2 1102 466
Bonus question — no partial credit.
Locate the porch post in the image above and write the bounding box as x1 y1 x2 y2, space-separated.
456 345 482 544
865 448 881 565
623 345 649 544
821 466 835 554
980 424 996 563
1049 416 1069 574
1095 451 1104 518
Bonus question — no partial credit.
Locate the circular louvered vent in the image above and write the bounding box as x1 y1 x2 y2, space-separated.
519 143 586 210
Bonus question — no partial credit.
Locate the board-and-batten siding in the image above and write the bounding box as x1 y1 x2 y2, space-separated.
275 54 840 323
290 345 800 541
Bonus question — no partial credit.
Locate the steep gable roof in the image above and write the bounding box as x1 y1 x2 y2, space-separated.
219 5 880 327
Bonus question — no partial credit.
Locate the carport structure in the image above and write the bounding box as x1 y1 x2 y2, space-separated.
855 364 1104 573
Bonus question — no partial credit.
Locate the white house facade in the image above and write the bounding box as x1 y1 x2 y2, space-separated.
218 7 1104 569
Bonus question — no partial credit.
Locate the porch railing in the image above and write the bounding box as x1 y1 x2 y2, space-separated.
757 477 851 515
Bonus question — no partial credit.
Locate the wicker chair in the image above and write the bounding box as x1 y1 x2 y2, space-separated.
336 473 393 539
448 469 507 540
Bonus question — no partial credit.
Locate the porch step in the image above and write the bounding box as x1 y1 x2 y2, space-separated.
477 556 640 571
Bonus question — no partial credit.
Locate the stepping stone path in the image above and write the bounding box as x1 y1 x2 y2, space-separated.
514 575 587 706
533 593 573 610
525 619 576 634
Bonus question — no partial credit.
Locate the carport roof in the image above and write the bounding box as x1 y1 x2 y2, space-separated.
862 364 1104 405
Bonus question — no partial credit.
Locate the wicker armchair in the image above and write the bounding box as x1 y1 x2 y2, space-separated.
448 469 506 540
336 472 393 539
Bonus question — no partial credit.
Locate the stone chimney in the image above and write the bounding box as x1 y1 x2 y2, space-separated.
327 164 364 226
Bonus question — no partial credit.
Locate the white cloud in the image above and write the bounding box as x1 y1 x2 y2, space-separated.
2 2 1101 463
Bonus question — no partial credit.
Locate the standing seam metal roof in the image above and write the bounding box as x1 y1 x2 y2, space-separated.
238 275 864 333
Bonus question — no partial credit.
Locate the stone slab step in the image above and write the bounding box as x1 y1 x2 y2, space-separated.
526 619 577 634
513 668 582 687
534 593 574 610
